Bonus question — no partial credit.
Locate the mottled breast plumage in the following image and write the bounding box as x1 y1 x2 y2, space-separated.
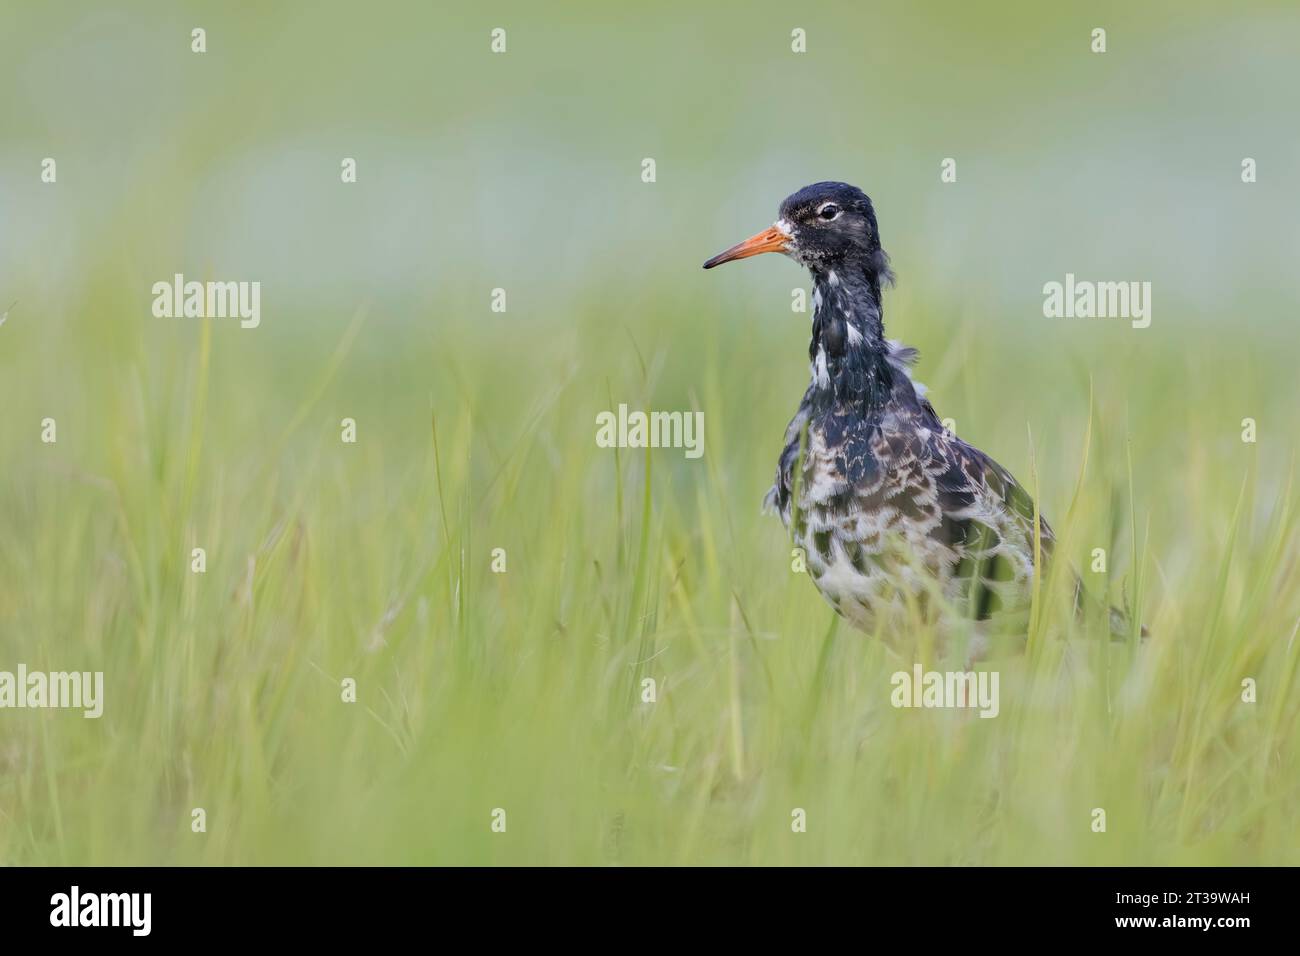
769 336 1050 652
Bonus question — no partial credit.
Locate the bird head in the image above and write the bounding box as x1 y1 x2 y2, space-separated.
703 181 889 277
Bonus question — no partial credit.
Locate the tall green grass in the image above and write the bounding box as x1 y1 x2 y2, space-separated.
2 0 1298 866
1 282 1296 865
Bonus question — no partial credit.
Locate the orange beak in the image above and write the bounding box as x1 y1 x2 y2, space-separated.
702 224 790 269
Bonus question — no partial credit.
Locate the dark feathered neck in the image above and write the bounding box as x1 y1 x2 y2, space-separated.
807 263 894 411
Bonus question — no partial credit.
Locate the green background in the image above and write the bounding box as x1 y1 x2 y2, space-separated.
1 0 1297 864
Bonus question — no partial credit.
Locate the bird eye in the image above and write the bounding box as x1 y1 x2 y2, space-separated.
818 204 840 221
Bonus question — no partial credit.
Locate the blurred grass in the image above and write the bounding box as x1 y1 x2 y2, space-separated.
1 0 1298 865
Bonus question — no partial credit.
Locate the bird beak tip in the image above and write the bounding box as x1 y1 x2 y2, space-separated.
702 224 789 272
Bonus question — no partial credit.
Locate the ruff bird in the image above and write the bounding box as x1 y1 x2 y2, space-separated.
704 182 1137 657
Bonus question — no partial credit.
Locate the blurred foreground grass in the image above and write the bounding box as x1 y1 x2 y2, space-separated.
1 0 1298 866
0 280 1296 865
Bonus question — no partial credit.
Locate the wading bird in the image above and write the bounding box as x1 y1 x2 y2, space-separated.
704 182 1136 658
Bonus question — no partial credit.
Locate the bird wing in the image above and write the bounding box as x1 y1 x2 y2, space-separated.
925 425 1052 620
770 345 1142 637
773 368 1054 625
